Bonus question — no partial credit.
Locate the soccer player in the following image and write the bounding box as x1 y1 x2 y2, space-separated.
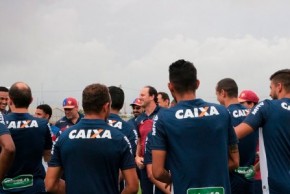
1 82 52 193
157 92 170 108
0 113 15 182
0 86 9 114
107 86 138 192
151 59 239 194
216 78 258 194
45 83 139 194
238 90 262 194
235 69 290 194
135 86 161 194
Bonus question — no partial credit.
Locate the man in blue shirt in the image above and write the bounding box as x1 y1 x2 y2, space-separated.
46 83 139 194
235 69 290 194
1 82 52 194
216 78 257 194
151 59 239 194
0 113 15 182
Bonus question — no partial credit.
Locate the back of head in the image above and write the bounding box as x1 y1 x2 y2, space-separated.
216 78 238 98
158 92 170 101
82 83 110 114
145 85 158 104
9 82 32 108
37 104 53 119
169 59 198 93
108 86 124 111
270 69 290 93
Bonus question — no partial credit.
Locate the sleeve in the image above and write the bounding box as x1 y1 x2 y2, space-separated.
120 136 136 170
44 123 53 150
243 100 268 130
151 113 167 151
127 125 138 157
48 136 63 167
0 123 10 136
227 115 238 146
143 132 152 165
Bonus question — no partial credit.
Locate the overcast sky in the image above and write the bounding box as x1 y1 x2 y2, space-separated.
1 0 289 113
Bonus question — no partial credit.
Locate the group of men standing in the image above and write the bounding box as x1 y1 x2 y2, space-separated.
0 60 289 194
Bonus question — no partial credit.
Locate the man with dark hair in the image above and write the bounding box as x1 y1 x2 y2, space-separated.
127 98 143 128
157 92 170 108
46 83 139 194
135 85 161 194
1 82 52 193
235 69 290 194
0 86 9 114
0 113 15 182
108 86 138 192
216 78 257 194
151 59 239 194
35 104 53 120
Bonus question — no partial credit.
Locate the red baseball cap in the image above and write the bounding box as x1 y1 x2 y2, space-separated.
63 97 78 108
238 90 259 103
130 98 141 106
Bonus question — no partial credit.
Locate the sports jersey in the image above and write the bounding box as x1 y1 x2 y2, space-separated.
1 113 52 193
136 105 161 157
0 123 10 136
53 113 83 141
0 112 9 135
144 131 165 194
49 119 136 194
108 113 138 157
152 99 238 194
227 103 257 194
243 98 290 194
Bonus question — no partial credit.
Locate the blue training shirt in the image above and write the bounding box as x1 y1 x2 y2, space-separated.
152 99 238 194
49 119 136 194
108 113 138 156
243 98 290 193
227 103 258 167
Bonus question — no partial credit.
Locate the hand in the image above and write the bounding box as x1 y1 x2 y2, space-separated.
135 156 144 169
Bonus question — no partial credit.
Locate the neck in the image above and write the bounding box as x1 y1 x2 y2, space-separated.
175 92 196 102
84 113 106 120
110 109 119 114
224 98 239 108
10 107 29 113
145 102 157 116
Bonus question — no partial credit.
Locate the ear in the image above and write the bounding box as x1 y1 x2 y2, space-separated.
30 97 33 105
168 82 174 93
196 79 200 90
277 83 283 93
103 102 110 113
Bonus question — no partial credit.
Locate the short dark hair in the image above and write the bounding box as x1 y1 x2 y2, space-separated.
169 59 198 93
82 83 110 114
37 104 53 120
108 86 124 111
158 92 170 101
216 78 238 98
0 86 9 92
270 69 290 92
9 82 32 108
145 86 158 103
